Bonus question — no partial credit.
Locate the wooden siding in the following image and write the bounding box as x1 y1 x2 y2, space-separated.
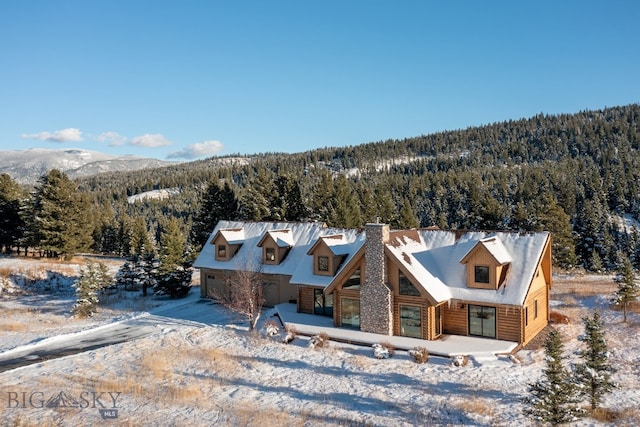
496 305 522 342
443 302 468 336
522 265 550 345
298 287 315 314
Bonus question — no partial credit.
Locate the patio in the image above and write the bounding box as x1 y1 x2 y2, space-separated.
274 303 519 360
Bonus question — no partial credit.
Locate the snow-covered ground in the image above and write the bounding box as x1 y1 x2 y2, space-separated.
0 256 639 426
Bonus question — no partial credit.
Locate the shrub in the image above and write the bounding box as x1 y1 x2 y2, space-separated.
451 354 469 367
372 342 395 359
409 347 429 364
283 325 296 344
261 320 280 337
309 332 329 348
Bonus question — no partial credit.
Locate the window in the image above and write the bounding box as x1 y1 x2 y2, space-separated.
343 268 361 290
265 247 276 262
217 245 226 258
534 299 538 319
399 305 422 338
474 266 490 284
314 289 333 316
435 305 442 336
341 298 360 328
468 305 496 338
399 271 420 296
318 256 329 272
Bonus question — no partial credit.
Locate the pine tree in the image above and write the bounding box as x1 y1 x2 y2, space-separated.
575 311 617 410
523 329 585 425
612 257 638 322
153 218 192 298
189 180 238 249
27 169 93 259
0 173 26 253
238 168 274 221
73 262 113 318
397 199 420 228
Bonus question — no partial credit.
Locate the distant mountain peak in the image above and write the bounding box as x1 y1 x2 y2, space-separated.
0 148 175 185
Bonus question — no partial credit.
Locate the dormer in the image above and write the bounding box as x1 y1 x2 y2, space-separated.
307 234 348 276
211 228 245 262
459 236 512 290
257 229 294 265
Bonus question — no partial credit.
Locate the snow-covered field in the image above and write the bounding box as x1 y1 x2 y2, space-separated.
0 256 639 426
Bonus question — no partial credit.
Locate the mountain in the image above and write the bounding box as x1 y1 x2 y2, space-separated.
0 148 174 185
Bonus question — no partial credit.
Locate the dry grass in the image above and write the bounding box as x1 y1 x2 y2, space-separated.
229 406 306 427
590 406 640 424
454 394 496 419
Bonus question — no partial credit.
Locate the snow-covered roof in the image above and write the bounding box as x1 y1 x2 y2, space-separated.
194 221 366 287
263 229 295 248
194 221 549 306
217 228 245 245
459 236 513 265
386 230 549 305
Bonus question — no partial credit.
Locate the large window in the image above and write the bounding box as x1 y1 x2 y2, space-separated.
343 268 361 290
435 305 442 336
399 271 420 296
314 289 333 316
474 266 490 284
399 305 422 338
468 305 496 338
341 298 360 328
317 256 329 272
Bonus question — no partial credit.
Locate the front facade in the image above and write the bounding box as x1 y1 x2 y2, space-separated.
194 220 552 347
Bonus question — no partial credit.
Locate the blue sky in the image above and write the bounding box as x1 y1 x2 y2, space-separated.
1 1 639 160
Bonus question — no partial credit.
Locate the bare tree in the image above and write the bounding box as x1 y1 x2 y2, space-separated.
215 258 265 331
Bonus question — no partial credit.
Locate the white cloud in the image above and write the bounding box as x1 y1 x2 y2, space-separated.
97 131 127 147
21 128 83 142
130 133 173 148
167 140 224 160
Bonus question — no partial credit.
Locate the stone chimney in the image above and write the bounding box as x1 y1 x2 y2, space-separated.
360 222 393 335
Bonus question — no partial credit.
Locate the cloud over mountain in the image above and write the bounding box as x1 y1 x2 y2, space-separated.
167 140 224 159
130 133 173 148
21 128 84 142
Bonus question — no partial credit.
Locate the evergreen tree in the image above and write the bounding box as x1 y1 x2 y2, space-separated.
114 258 145 291
153 218 192 298
397 199 420 228
129 216 153 257
0 174 26 253
27 169 93 259
523 329 584 425
189 180 238 249
238 168 274 220
575 311 617 410
612 257 638 322
271 175 309 221
329 174 362 228
73 261 113 317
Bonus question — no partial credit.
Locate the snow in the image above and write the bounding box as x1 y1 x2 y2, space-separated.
1 256 639 425
126 188 180 204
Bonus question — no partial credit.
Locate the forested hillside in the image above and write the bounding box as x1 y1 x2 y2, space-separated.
1 104 639 272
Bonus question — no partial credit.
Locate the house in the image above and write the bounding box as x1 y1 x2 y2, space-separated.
193 220 552 347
